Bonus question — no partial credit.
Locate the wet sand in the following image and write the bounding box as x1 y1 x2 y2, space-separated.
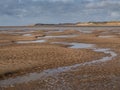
0 26 120 90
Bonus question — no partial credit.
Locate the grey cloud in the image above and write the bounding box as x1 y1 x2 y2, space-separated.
0 0 120 25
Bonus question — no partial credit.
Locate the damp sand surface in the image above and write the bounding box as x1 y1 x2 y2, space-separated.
0 26 119 90
0 42 117 87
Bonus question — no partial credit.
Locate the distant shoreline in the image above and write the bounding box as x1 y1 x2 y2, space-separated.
0 25 120 27
0 21 120 27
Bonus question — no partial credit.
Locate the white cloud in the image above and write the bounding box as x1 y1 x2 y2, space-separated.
47 0 74 3
110 12 120 18
18 0 22 3
86 0 120 9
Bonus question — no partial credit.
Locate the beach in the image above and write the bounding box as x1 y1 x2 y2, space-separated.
0 26 120 90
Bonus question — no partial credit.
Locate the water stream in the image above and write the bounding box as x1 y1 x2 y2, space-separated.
43 35 77 38
98 35 114 38
16 34 77 44
22 34 32 36
0 42 117 87
0 28 118 87
16 40 46 44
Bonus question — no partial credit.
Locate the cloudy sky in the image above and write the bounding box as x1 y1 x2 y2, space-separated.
0 0 120 26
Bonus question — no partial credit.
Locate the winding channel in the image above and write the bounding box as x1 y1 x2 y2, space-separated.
0 40 117 87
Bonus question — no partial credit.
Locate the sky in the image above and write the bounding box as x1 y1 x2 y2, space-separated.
0 0 120 26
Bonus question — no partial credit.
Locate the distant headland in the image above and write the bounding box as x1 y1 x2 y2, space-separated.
34 21 120 27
